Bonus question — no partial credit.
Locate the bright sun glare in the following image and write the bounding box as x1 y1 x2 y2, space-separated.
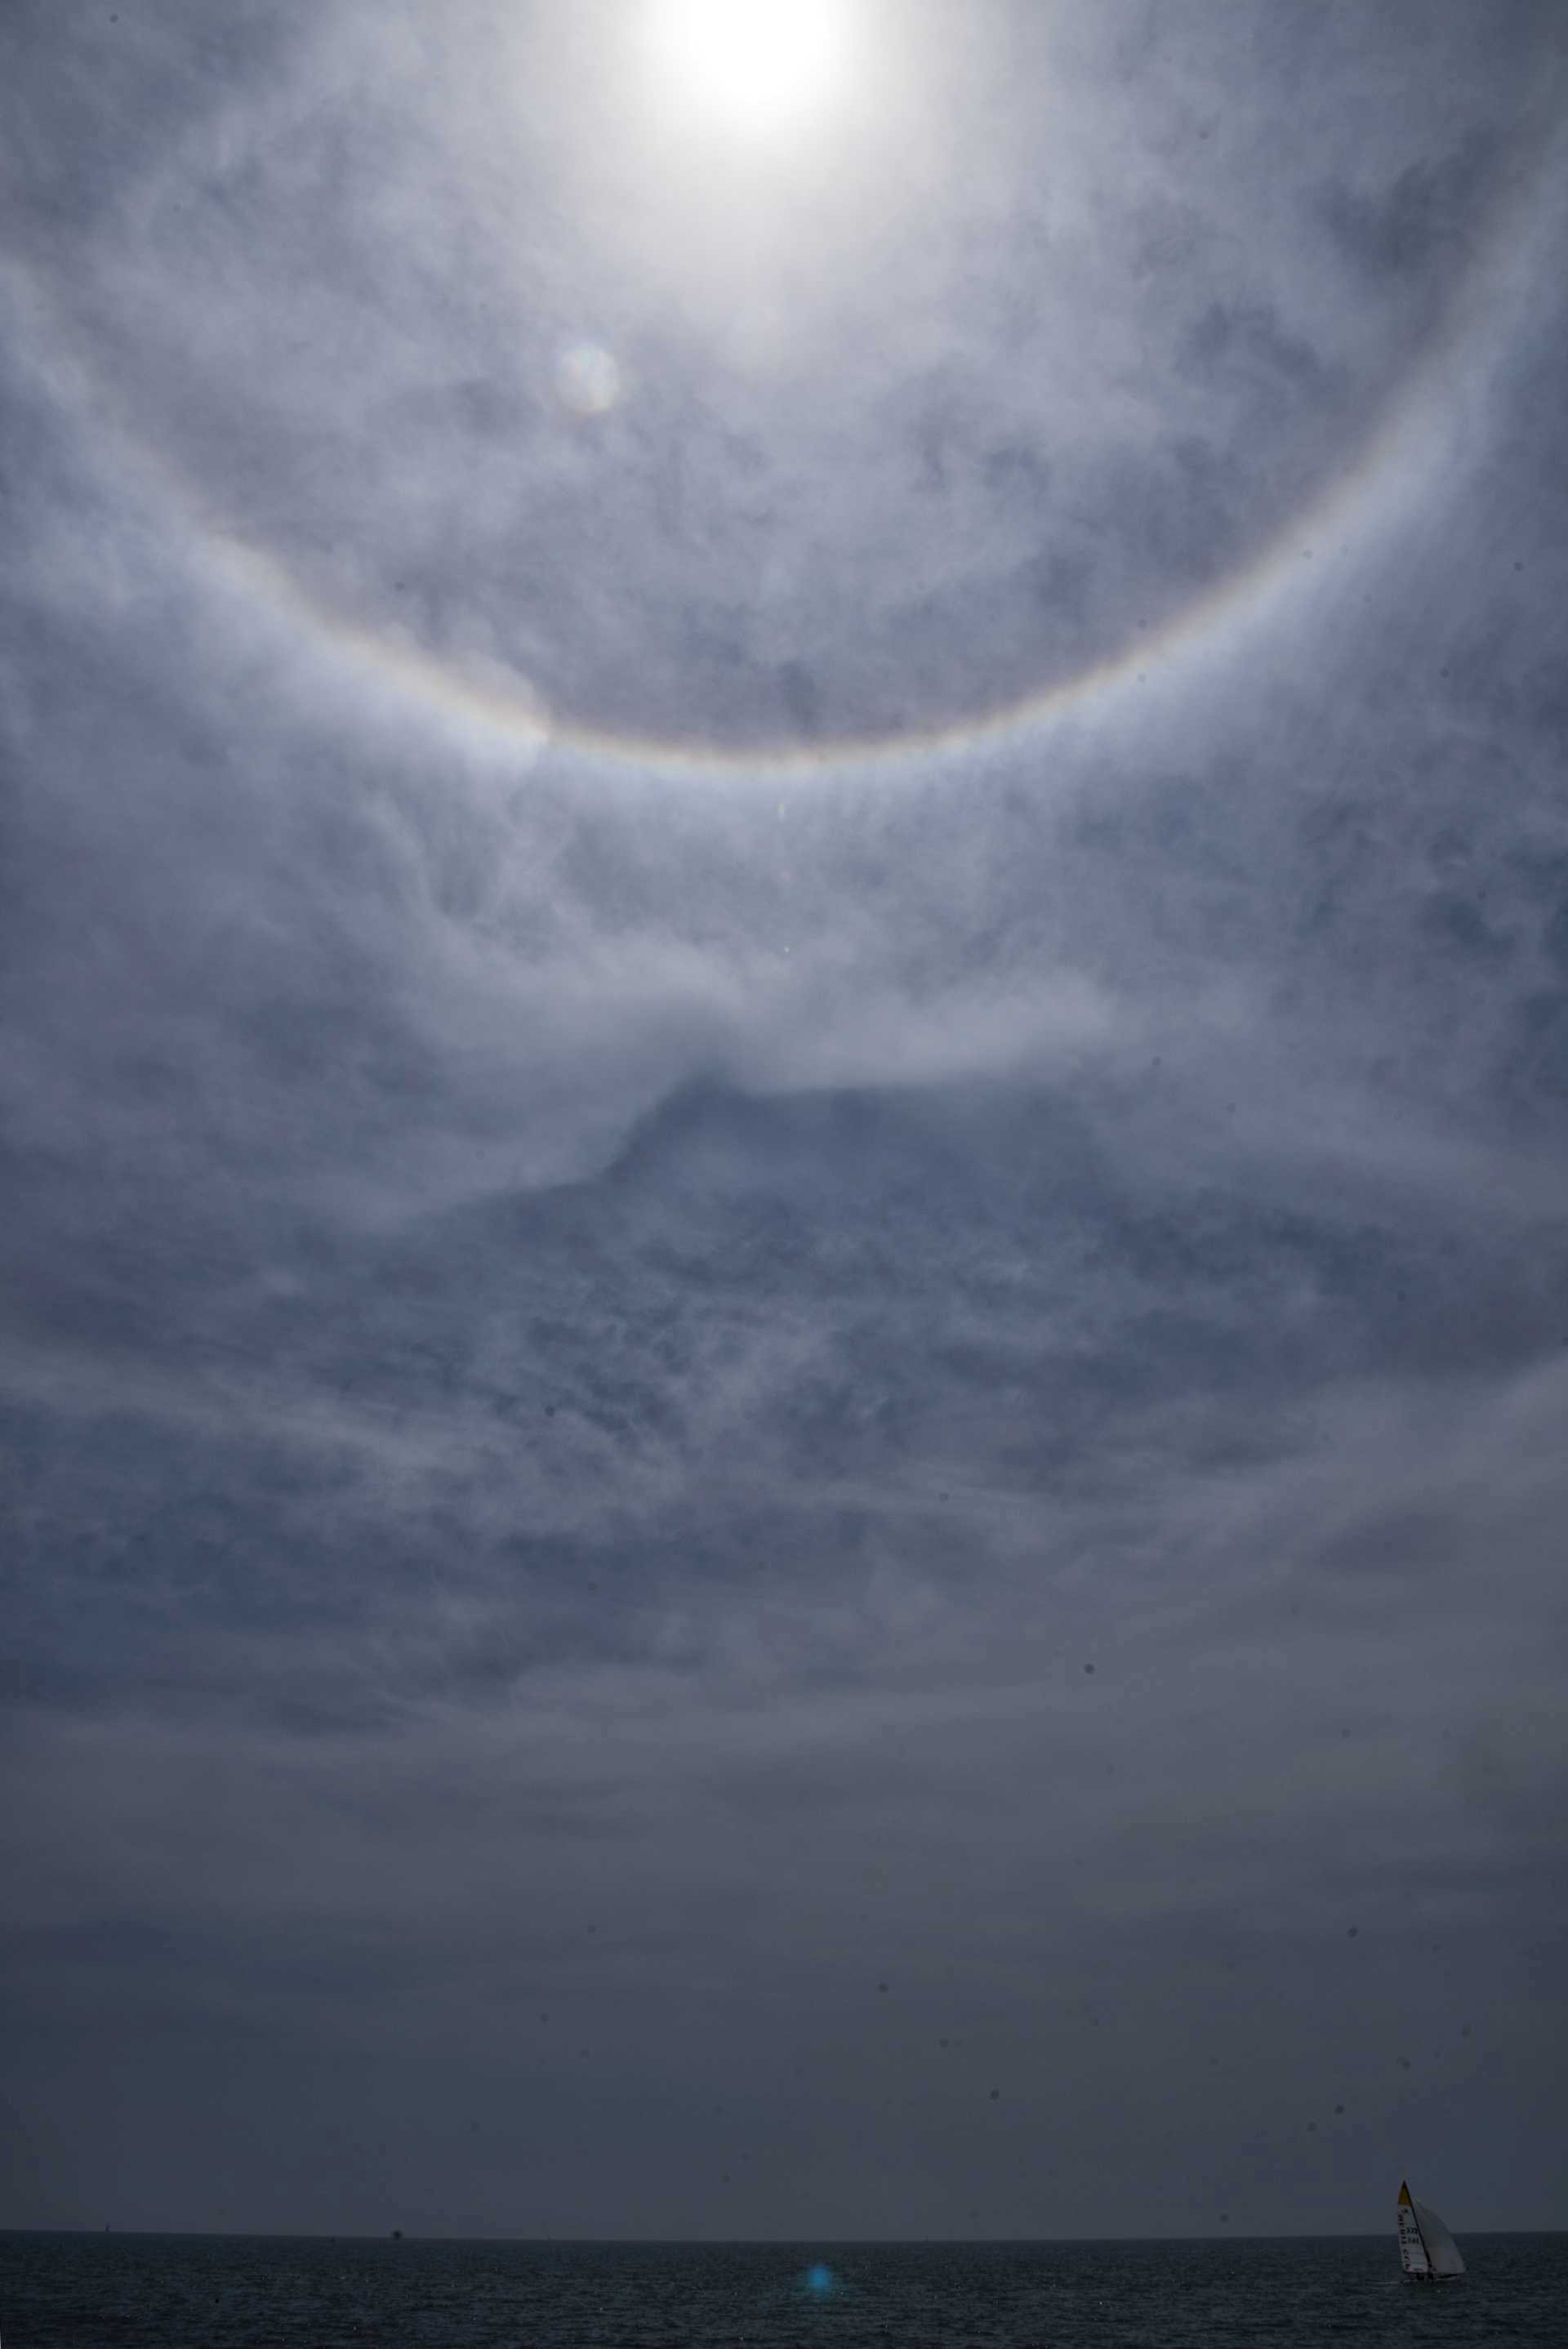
648 0 850 139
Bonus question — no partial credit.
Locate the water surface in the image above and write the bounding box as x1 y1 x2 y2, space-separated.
3 2230 1563 2346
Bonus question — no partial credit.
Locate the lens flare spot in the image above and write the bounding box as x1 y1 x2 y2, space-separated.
555 342 621 417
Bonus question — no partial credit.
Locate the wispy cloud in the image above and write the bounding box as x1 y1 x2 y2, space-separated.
2 0 1566 2241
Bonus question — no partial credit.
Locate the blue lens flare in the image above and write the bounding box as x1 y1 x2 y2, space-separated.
805 2262 835 2294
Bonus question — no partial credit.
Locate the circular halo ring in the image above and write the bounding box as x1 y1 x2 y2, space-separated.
14 113 1561 791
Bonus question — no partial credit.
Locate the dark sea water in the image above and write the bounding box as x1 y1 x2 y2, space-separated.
2 2232 1564 2347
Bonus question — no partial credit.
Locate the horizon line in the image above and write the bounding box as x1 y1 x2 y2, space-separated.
7 2224 1559 2244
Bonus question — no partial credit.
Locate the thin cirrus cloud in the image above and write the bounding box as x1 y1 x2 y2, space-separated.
2 0 1566 2240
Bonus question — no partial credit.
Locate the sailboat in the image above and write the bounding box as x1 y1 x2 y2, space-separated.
1396 2181 1465 2283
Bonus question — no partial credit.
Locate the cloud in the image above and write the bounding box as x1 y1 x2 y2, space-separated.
10 0 1548 756
2 0 1567 2242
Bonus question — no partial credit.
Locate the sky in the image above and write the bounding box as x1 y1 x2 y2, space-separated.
2 0 1566 2244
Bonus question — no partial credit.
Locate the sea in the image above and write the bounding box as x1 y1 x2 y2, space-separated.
2 2232 1564 2347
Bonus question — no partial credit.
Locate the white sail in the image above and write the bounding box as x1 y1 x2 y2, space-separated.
1398 2181 1465 2280
1396 2182 1429 2275
1412 2196 1465 2276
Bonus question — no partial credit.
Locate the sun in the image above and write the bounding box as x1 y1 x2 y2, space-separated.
646 0 851 140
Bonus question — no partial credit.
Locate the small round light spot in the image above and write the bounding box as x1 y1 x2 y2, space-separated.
555 343 621 418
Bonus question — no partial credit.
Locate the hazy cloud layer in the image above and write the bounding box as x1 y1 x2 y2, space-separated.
2 0 1566 2240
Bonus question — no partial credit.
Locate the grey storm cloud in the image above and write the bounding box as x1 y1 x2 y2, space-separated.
2 0 1567 2244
